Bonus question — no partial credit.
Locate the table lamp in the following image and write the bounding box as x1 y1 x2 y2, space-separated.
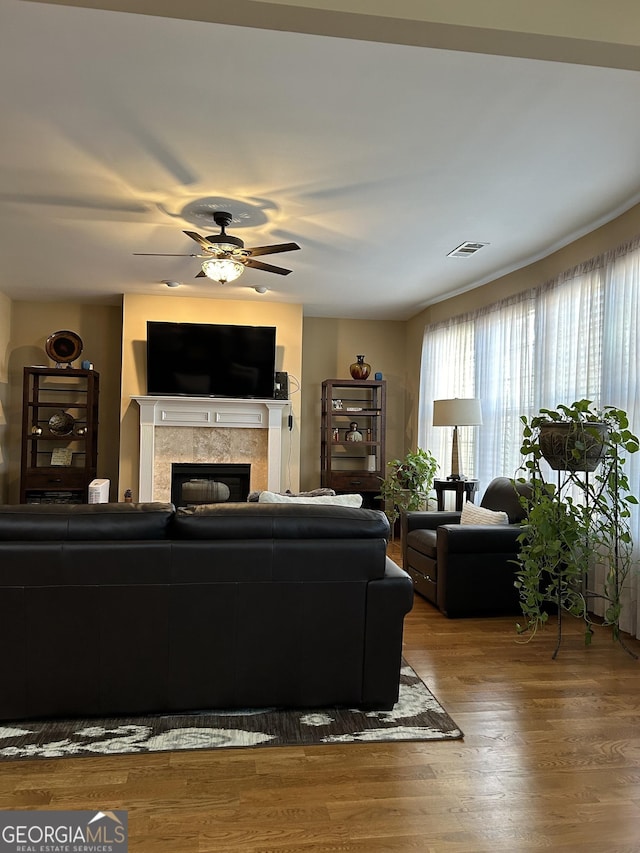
432 398 482 480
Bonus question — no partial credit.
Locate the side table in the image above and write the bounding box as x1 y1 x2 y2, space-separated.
434 478 479 511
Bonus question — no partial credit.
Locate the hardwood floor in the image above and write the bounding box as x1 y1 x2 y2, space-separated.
3 542 640 852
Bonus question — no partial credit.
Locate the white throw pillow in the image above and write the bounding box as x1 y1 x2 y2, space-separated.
460 501 509 525
258 490 363 507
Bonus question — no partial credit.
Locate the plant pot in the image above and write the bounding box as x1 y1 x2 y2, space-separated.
539 421 609 471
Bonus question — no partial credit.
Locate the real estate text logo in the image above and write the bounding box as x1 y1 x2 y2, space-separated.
0 810 127 853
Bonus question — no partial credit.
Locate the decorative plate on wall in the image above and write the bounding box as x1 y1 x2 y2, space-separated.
45 330 83 366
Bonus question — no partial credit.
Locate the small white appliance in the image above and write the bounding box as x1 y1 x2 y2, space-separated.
88 478 110 503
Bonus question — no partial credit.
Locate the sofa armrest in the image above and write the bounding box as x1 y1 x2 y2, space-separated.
402 510 461 533
435 523 525 617
436 523 523 554
362 557 414 709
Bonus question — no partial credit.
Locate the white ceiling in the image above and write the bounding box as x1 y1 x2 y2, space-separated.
2 1 640 320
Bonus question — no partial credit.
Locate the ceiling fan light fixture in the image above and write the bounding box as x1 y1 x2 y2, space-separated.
201 257 245 284
208 236 244 252
137 211 298 284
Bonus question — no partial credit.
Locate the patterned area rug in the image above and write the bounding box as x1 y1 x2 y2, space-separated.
0 663 462 761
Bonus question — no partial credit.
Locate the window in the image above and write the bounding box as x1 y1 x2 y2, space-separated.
419 238 640 636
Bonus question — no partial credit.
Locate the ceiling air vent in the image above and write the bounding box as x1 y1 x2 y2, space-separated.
447 241 489 258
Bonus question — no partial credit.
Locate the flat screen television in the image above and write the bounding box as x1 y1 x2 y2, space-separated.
146 321 277 398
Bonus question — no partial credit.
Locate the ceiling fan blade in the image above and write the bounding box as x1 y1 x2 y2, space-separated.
244 258 292 276
184 230 215 251
134 252 202 257
245 242 300 258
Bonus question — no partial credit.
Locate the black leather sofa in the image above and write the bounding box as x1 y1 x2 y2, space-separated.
401 477 532 617
0 501 413 721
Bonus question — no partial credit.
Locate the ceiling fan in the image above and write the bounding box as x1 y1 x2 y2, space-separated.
134 211 300 284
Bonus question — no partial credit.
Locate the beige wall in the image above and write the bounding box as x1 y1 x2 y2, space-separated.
300 317 407 491
0 292 11 502
120 294 303 501
5 301 123 503
404 201 640 449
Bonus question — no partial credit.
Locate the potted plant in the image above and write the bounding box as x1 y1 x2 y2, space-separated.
378 447 438 526
537 404 609 471
515 399 639 657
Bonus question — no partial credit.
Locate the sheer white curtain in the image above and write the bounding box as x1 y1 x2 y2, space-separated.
418 238 640 638
600 243 640 635
418 317 475 481
474 294 536 488
533 265 603 411
419 294 538 490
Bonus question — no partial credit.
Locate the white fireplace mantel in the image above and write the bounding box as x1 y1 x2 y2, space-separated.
133 395 290 501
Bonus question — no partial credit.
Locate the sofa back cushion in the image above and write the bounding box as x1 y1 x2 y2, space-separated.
170 502 389 540
170 503 390 582
0 502 175 540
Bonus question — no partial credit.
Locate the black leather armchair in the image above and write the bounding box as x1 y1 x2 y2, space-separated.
401 477 532 617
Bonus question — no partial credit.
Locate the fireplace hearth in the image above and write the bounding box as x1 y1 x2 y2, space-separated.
171 463 251 507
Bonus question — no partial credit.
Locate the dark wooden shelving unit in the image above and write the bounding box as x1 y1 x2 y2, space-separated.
20 366 100 504
320 378 386 508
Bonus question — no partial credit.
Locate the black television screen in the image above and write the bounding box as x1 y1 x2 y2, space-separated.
146 321 277 398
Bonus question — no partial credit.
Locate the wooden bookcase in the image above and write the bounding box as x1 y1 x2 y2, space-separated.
20 366 100 504
320 378 386 507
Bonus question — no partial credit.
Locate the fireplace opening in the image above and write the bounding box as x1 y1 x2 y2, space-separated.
171 463 251 507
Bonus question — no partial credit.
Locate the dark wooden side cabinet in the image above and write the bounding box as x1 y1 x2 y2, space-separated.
321 379 386 507
20 366 100 504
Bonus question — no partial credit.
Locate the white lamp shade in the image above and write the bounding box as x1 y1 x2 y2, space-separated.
432 398 482 427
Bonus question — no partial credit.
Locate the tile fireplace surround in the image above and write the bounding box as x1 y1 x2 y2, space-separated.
134 396 291 502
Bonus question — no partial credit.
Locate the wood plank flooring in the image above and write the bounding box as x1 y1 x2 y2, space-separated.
2 542 640 852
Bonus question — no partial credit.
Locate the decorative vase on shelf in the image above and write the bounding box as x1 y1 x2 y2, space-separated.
349 355 371 380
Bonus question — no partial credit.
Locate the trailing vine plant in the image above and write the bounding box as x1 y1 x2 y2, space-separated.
515 400 639 658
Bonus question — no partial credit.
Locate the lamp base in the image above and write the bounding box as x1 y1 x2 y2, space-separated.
449 425 463 481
